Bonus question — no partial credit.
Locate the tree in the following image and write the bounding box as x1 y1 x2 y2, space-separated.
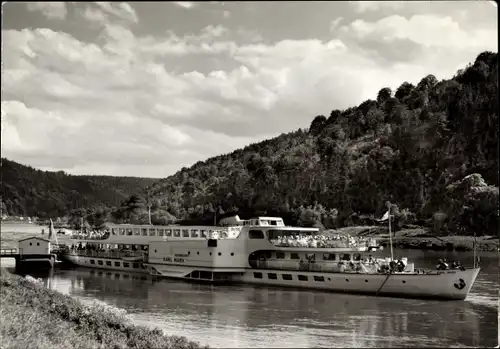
377 87 392 104
309 115 327 136
395 82 414 100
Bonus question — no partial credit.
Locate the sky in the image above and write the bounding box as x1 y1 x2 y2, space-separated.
1 1 497 178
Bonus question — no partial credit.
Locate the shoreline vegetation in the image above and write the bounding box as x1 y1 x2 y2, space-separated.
0 268 208 349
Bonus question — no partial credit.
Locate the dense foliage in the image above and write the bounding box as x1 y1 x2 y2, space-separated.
143 51 498 235
1 158 156 219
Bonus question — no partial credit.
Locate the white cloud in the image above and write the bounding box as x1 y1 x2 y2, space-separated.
25 2 67 20
173 2 196 9
349 1 406 13
340 14 497 50
2 9 496 177
223 10 231 18
330 17 344 32
80 2 138 25
81 6 109 24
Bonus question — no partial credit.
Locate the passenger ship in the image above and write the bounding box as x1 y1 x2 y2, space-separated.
61 216 480 300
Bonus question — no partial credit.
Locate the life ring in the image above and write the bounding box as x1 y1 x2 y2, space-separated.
453 278 466 290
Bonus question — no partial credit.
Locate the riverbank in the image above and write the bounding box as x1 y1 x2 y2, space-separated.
0 268 208 349
334 226 499 252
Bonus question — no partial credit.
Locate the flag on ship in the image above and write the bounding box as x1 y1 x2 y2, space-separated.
378 210 390 222
48 218 59 245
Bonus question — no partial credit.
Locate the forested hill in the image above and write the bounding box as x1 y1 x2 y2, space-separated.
145 51 498 235
1 158 157 218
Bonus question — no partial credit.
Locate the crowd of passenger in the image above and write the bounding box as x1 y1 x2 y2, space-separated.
269 233 374 248
69 230 111 241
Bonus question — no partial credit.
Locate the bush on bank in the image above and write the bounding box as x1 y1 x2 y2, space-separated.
0 268 208 349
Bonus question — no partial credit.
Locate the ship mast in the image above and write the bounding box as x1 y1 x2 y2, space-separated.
387 201 394 261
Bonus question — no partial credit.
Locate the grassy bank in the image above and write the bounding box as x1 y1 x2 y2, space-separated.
0 268 208 349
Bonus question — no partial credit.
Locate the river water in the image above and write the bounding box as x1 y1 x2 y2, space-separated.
1 225 498 347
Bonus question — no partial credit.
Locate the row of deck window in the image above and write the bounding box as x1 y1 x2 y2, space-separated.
253 272 326 282
271 252 362 262
88 259 145 269
110 227 225 238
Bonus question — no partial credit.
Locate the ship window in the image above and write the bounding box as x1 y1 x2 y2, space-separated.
341 254 351 261
114 262 120 267
298 275 308 281
106 261 112 266
282 274 293 280
249 230 264 239
276 252 285 259
191 229 200 238
111 228 117 235
182 229 189 237
323 253 336 261
253 272 263 279
290 253 300 260
218 252 222 256
158 229 164 236
353 253 361 261
37 242 40 246
267 273 277 280
123 262 130 268
133 263 140 268
166 229 172 237
141 228 148 236
201 230 207 238
314 276 325 282
174 229 181 237
127 228 133 236
90 260 95 264
98 260 103 265
119 228 125 235
29 243 32 246
149 228 156 236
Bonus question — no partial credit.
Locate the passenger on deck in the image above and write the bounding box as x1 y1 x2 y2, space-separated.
436 259 449 270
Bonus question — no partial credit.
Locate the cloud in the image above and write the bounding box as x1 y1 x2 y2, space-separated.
79 2 138 26
349 1 405 13
2 9 496 177
25 2 67 20
223 10 230 18
173 2 196 9
340 14 497 50
330 17 344 32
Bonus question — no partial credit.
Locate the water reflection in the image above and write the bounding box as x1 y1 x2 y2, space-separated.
9 249 498 348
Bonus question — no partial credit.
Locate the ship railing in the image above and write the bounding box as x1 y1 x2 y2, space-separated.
270 241 360 248
269 237 379 249
69 232 111 240
252 260 381 274
68 250 145 259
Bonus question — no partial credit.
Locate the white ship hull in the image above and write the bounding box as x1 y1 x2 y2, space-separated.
238 268 480 300
145 263 480 300
63 254 149 274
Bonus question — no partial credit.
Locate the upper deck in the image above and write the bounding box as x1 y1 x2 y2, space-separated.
67 216 375 251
